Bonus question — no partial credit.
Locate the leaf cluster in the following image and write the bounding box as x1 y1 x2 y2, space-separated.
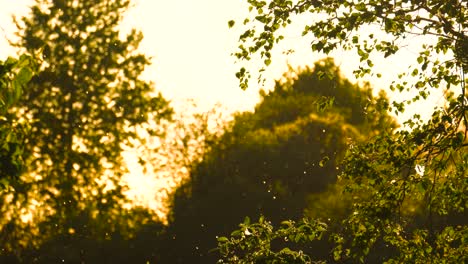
222 0 468 262
0 55 36 114
217 216 327 264
232 0 467 98
0 55 37 188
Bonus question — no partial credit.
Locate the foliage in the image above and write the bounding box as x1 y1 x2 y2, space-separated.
221 0 467 263
217 216 327 264
0 55 36 188
250 58 395 135
0 55 36 114
161 59 395 263
231 0 466 93
0 0 172 260
334 104 468 262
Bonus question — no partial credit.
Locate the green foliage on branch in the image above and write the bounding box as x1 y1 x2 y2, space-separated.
0 55 36 188
0 55 36 113
217 216 327 264
221 0 467 263
232 0 466 95
333 101 468 262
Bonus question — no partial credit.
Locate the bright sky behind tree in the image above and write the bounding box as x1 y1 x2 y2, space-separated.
1 0 443 118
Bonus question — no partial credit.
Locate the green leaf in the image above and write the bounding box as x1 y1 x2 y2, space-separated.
217 236 229 242
417 56 423 64
17 67 33 85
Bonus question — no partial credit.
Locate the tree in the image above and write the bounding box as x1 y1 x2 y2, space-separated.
161 58 395 263
220 0 467 262
0 0 172 260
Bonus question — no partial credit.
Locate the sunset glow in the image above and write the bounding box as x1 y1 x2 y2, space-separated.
0 0 444 219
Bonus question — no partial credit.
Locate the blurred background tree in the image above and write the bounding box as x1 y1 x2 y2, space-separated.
158 58 396 263
0 0 172 262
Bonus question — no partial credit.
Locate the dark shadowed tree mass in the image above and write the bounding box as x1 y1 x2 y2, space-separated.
158 58 396 263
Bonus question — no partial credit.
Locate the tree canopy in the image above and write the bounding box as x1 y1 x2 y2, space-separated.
219 0 467 263
0 0 172 261
160 58 395 263
0 0 465 262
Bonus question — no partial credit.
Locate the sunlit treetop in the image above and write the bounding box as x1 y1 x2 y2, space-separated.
247 58 397 134
0 0 172 255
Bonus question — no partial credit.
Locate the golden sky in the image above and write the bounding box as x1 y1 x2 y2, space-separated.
0 0 443 119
